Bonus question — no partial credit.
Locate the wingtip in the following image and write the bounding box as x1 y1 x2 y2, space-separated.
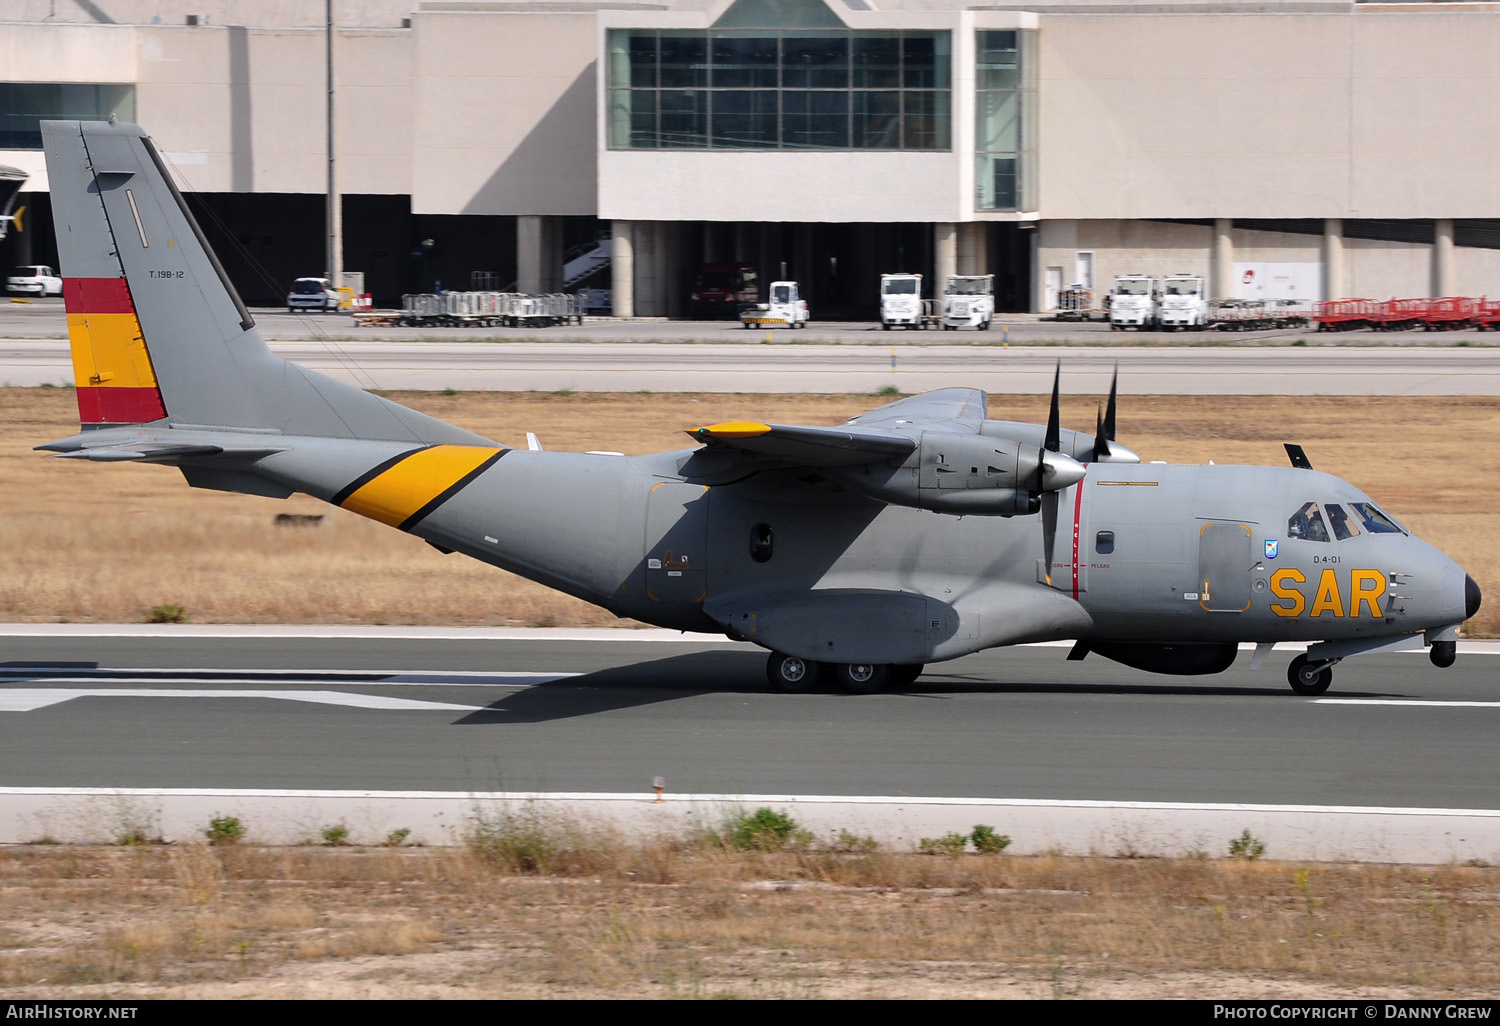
689 421 773 440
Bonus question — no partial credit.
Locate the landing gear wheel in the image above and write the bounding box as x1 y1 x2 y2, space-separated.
835 662 889 695
767 653 816 693
1287 654 1333 696
889 663 924 688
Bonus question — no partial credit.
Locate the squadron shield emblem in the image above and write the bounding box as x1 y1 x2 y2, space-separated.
1265 539 1279 560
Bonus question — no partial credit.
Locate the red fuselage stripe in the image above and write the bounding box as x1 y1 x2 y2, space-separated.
1071 474 1086 601
62 277 135 314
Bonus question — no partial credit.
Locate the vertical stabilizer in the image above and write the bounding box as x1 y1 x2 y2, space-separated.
42 120 488 446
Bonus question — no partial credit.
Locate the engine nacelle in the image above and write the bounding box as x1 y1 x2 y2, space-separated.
825 433 1085 515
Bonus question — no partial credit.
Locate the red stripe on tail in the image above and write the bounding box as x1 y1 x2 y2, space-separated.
62 277 135 314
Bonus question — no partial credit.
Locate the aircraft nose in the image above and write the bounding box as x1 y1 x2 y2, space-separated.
1467 574 1482 621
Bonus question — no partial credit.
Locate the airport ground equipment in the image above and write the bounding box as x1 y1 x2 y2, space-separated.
399 291 586 327
880 272 927 330
941 275 994 330
1157 275 1209 330
1108 275 1158 331
740 281 809 329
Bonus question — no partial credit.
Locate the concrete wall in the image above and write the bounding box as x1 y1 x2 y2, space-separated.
1037 11 1500 220
411 12 599 216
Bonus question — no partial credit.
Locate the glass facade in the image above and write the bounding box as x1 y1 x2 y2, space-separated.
975 30 1036 211
608 29 950 150
0 83 136 149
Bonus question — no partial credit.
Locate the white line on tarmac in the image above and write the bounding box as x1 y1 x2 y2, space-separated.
1315 699 1500 708
0 689 491 713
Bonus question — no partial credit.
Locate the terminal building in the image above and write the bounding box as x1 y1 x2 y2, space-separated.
2 0 1497 315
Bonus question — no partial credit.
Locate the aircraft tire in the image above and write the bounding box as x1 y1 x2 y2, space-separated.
889 663 924 688
835 662 889 695
766 653 816 694
1287 654 1333 696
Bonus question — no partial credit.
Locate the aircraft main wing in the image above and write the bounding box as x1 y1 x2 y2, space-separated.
686 387 988 468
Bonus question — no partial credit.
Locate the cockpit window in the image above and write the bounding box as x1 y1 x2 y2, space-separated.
1351 502 1404 535
1288 501 1330 542
1325 503 1360 541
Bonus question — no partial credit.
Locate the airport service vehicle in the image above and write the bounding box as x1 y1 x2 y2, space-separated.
287 277 340 312
880 272 925 330
1109 274 1158 331
7 264 62 296
1158 274 1208 330
942 274 994 330
691 263 758 319
740 280 809 329
37 119 1481 697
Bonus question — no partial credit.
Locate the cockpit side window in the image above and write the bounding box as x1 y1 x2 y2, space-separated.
1325 503 1360 541
1288 501 1330 542
1351 502 1404 535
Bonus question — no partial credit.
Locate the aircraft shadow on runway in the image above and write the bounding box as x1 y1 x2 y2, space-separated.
452 652 1402 723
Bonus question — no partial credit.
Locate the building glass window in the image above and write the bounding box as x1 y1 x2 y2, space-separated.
975 30 1036 211
608 29 950 151
0 83 136 149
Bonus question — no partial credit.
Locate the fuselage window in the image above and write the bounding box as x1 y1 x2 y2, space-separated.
1095 530 1115 555
749 522 774 563
1325 503 1360 541
1287 501 1330 542
1351 502 1404 535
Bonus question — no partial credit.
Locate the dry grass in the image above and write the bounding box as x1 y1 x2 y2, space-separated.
1 387 1496 633
1 838 1497 999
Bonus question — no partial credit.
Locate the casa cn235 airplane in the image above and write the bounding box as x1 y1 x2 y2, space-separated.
38 120 1482 696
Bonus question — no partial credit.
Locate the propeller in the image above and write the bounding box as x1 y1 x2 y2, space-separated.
1039 364 1062 585
1090 364 1139 464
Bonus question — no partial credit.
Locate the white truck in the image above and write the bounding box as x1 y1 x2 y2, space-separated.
941 274 994 330
740 280 809 329
880 272 926 330
1157 274 1208 330
1108 274 1158 331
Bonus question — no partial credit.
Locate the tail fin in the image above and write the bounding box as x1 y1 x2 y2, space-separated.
42 119 484 445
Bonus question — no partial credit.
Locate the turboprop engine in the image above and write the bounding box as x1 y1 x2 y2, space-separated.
826 432 1086 515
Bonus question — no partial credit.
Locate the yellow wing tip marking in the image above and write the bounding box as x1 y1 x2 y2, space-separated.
688 421 772 440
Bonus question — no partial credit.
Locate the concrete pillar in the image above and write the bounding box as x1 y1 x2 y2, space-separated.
935 223 957 294
1323 218 1344 302
611 219 634 318
957 222 987 276
636 222 654 318
1433 219 1455 298
1211 218 1234 301
517 215 543 294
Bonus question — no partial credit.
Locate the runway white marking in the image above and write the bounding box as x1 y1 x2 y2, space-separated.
1315 699 1500 708
0 689 490 713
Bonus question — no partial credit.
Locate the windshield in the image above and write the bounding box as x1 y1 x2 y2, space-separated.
1288 501 1331 543
1164 279 1199 296
883 278 918 295
1350 501 1405 535
772 285 791 303
1114 280 1150 295
9 266 41 277
693 273 743 289
947 278 990 295
293 280 326 294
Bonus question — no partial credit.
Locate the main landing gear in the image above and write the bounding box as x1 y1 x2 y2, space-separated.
766 653 924 694
1286 653 1335 696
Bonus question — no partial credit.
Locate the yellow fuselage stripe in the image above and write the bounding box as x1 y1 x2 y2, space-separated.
67 312 158 388
340 445 502 528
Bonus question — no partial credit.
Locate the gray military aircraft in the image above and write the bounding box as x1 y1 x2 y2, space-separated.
37 120 1481 696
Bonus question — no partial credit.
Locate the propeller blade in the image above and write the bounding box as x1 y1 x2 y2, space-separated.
1093 408 1111 461
1103 364 1119 442
1045 363 1061 453
1041 490 1058 585
1284 443 1313 469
